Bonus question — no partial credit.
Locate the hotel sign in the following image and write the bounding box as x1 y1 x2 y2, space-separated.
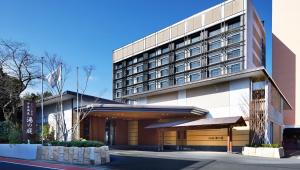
22 100 36 141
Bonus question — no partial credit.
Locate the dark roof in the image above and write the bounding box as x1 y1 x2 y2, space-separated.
37 90 120 107
77 103 208 116
145 116 246 129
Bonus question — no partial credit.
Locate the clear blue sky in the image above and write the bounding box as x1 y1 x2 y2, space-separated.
0 0 272 99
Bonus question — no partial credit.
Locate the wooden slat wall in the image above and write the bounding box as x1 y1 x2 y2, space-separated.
162 131 177 145
128 120 138 145
187 128 249 146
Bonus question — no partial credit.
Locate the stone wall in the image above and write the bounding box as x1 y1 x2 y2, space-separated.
37 146 110 165
242 147 284 158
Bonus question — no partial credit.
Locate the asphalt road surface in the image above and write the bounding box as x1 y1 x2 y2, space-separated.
0 161 55 170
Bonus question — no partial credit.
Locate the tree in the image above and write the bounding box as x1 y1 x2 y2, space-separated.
22 91 53 102
0 40 39 126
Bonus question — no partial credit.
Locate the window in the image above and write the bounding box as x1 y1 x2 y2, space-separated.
137 56 144 62
209 68 221 77
116 91 122 98
176 41 185 49
136 86 143 93
190 72 200 82
162 47 169 54
228 63 241 73
209 28 221 37
148 71 156 80
136 75 143 83
228 21 240 30
190 60 201 69
127 59 133 65
115 64 122 70
208 54 221 64
209 40 221 50
148 60 156 69
160 68 169 77
115 71 122 79
227 33 240 44
191 36 200 43
116 81 122 89
149 52 156 58
127 88 134 95
148 82 156 91
175 64 185 73
160 80 169 88
133 57 138 63
137 65 144 72
126 67 133 75
161 56 169 65
175 76 185 85
227 49 241 59
190 47 201 56
175 51 185 61
126 77 133 85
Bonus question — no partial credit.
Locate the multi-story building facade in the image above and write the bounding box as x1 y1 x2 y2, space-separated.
75 0 290 152
272 0 300 150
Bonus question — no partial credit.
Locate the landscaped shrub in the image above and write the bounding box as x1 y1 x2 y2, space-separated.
246 143 281 148
0 121 9 143
8 126 22 144
46 140 104 147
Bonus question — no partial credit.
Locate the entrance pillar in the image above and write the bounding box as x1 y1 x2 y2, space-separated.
227 127 233 153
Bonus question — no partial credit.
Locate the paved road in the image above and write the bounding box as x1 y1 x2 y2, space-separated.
0 162 55 170
99 150 300 170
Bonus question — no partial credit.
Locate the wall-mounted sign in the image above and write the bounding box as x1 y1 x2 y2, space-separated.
22 100 36 141
208 136 224 140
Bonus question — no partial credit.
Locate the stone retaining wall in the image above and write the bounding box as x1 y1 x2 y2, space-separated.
242 147 284 158
37 146 110 165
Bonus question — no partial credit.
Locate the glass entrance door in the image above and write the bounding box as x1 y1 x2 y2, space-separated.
105 120 116 145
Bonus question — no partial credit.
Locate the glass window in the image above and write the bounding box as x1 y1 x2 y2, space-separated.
136 86 143 93
127 88 134 95
115 71 122 79
176 76 185 85
176 41 185 49
148 83 156 91
209 40 221 50
209 28 221 37
161 56 169 65
148 72 156 80
227 49 241 59
191 36 200 43
126 77 133 85
160 68 169 77
162 47 169 54
136 65 143 72
148 60 156 69
190 47 201 56
116 81 122 88
208 54 221 64
137 56 144 62
175 64 185 73
149 52 156 58
190 72 200 82
127 60 133 65
136 75 143 83
160 80 169 88
126 67 133 75
175 51 185 61
228 63 241 73
228 21 240 30
209 68 221 77
133 58 138 63
116 91 122 98
228 33 240 44
190 60 201 69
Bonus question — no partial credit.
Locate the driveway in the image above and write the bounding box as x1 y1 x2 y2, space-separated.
100 150 300 170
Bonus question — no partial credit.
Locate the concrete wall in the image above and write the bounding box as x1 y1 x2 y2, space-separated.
272 0 299 127
0 144 41 160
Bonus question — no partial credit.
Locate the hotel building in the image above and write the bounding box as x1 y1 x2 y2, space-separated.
76 0 291 152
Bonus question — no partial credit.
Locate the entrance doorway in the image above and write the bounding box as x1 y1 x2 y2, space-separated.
105 120 116 145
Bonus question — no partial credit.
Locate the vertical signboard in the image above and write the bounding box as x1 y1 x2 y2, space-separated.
22 100 36 141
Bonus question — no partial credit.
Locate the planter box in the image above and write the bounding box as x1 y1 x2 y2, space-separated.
242 147 284 158
37 146 110 165
0 144 41 160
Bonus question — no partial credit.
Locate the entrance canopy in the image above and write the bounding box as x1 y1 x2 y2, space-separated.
145 116 246 129
77 104 208 120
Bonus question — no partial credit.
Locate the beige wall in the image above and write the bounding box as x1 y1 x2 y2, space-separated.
273 0 300 126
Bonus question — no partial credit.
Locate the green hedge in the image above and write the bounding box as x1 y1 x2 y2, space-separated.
45 140 104 147
246 144 281 148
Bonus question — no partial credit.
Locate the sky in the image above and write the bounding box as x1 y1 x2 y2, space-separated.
0 0 272 99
